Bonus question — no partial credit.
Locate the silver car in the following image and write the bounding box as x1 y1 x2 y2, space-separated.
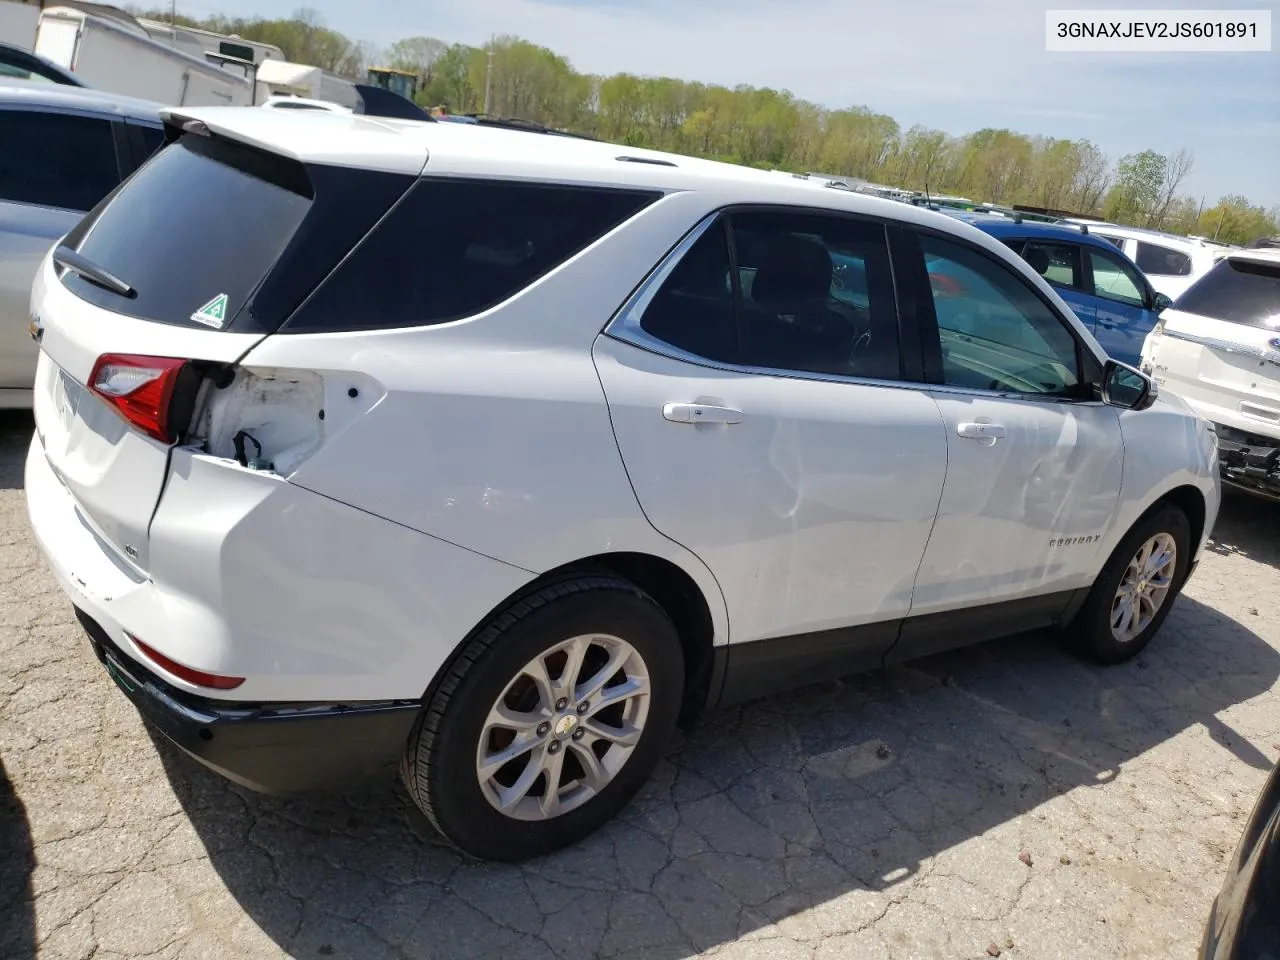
0 79 163 408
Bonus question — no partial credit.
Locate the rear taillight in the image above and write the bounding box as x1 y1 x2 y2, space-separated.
89 354 188 443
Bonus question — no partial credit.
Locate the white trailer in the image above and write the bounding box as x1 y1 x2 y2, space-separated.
0 0 40 50
255 57 358 109
34 5 252 106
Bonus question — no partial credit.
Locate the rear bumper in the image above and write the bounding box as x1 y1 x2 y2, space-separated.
76 607 419 794
25 432 532 704
1214 422 1280 502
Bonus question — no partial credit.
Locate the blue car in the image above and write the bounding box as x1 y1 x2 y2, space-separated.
949 215 1174 368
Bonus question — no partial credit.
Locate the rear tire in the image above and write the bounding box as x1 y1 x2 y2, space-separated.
1069 505 1190 665
400 575 684 861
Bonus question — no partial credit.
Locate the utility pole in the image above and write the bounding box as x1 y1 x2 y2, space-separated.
483 50 493 115
170 0 177 25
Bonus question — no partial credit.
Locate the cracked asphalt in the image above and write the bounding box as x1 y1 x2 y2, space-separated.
2 407 1279 960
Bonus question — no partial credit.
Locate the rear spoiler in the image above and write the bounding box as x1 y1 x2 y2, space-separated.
351 84 434 122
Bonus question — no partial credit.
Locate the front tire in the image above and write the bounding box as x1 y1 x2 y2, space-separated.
1070 505 1191 664
401 575 684 861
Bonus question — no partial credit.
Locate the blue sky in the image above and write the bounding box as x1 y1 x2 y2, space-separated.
179 0 1280 207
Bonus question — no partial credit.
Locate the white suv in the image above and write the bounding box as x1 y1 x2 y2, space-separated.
1140 248 1280 501
1073 223 1224 300
26 108 1220 860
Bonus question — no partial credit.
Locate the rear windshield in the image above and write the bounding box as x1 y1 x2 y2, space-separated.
1175 257 1280 329
61 133 412 332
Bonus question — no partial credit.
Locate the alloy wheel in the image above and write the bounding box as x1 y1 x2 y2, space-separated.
475 634 650 821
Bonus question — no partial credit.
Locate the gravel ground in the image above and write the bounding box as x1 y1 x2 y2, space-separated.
2 407 1278 960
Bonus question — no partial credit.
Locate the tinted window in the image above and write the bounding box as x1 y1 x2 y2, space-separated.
287 178 658 332
0 110 119 211
1096 234 1126 250
1089 248 1147 307
64 135 312 327
921 234 1081 396
220 40 255 62
637 221 738 363
1135 241 1192 277
730 210 900 379
64 135 414 332
133 123 165 160
0 63 52 83
272 102 329 111
1021 241 1083 290
1175 258 1280 328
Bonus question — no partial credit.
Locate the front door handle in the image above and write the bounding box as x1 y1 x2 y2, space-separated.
956 421 1007 441
663 403 743 424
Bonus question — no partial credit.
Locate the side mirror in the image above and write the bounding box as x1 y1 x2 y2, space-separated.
1151 292 1175 312
1102 359 1158 411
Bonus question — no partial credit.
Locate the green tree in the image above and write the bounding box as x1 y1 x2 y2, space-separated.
420 44 479 112
123 8 1273 237
384 36 446 86
1198 195 1280 245
1103 150 1167 224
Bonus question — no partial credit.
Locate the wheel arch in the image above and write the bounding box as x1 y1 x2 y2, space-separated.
546 552 720 730
432 551 723 731
1154 483 1208 559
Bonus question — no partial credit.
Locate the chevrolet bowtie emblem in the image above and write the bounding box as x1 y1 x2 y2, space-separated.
29 316 43 343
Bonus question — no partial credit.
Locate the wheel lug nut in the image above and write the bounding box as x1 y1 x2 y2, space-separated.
571 728 585 741
576 701 589 715
537 722 550 736
555 697 569 711
548 740 562 754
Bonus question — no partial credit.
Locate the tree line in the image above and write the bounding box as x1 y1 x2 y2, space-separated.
136 7 1279 245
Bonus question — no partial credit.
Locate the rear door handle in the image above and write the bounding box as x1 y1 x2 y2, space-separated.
957 421 1007 440
663 403 743 424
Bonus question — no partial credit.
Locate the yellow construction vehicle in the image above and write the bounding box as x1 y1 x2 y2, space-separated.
366 66 417 102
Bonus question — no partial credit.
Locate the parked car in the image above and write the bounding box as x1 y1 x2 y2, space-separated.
946 215 1173 368
261 95 351 113
1140 248 1280 501
1065 222 1224 300
0 78 164 408
0 40 86 87
1200 759 1280 959
26 107 1220 860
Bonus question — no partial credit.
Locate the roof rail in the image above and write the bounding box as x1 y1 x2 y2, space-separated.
616 155 676 168
1055 221 1091 235
462 113 599 140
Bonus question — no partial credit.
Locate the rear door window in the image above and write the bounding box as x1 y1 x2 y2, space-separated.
60 133 413 332
1020 241 1084 291
1135 241 1193 277
285 178 659 332
0 109 120 212
728 210 901 380
1174 258 1280 328
635 220 739 364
